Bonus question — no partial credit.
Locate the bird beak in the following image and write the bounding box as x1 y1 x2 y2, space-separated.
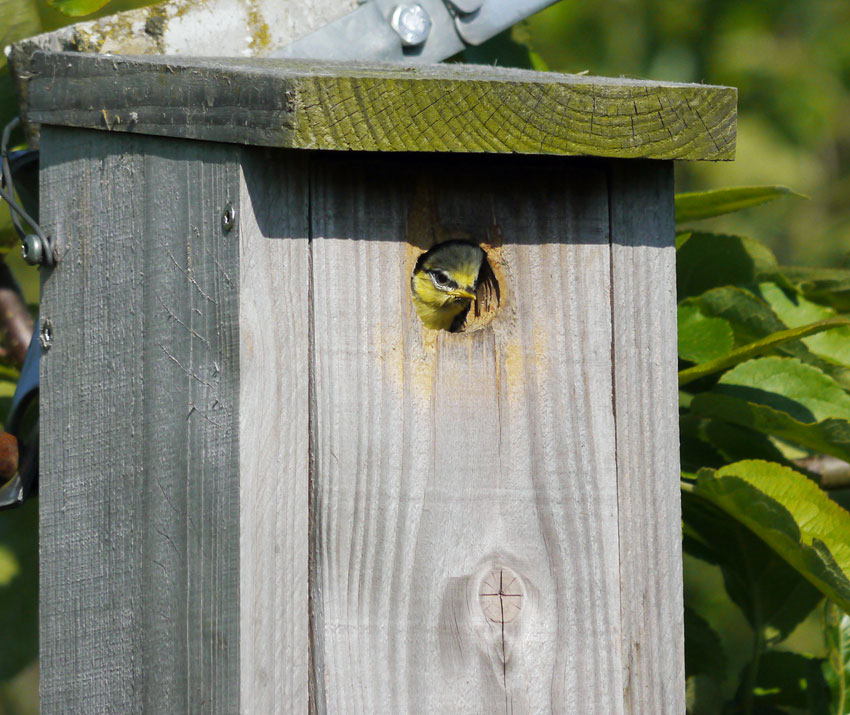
449 288 476 301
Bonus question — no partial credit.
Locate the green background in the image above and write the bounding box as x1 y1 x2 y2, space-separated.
3 0 850 712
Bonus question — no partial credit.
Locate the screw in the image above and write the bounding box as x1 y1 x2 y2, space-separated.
221 202 236 233
39 318 52 351
390 4 432 46
21 234 43 266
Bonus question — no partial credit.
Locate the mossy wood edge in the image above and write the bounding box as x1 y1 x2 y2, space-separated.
26 51 736 161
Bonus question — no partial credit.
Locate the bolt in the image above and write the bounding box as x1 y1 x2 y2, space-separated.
221 202 236 233
39 318 52 351
21 234 43 266
0 432 18 481
390 4 432 46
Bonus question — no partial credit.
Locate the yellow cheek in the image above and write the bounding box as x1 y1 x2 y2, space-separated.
416 279 451 306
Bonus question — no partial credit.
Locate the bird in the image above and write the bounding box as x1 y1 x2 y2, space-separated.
410 241 485 331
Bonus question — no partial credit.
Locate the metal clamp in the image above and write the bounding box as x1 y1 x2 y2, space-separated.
1 117 55 267
273 0 558 63
452 0 555 46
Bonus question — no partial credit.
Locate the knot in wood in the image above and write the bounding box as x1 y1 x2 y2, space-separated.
478 568 523 624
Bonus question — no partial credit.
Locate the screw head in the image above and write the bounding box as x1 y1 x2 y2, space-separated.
21 234 43 266
391 4 432 46
39 318 53 351
221 202 236 233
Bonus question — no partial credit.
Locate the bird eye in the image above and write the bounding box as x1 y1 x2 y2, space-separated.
430 271 450 288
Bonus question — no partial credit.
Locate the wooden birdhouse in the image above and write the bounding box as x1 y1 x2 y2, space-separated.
27 51 735 712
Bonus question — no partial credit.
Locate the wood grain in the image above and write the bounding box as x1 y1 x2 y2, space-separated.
26 51 736 161
39 128 241 713
238 148 311 713
38 135 685 711
9 0 359 146
609 160 685 714
308 154 624 713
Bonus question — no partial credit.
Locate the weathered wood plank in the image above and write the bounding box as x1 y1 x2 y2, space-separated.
15 0 357 59
308 154 624 713
8 0 359 146
39 128 241 713
26 52 736 161
609 160 685 713
238 148 311 713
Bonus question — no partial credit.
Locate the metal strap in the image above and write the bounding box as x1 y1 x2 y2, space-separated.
1 117 55 266
273 0 558 62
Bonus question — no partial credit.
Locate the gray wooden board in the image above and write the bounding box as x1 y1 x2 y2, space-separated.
238 148 311 713
26 51 736 161
9 0 359 147
38 129 684 712
39 127 241 713
610 160 685 714
307 154 625 713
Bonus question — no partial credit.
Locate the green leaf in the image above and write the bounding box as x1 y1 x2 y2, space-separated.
782 266 850 313
675 231 693 251
691 357 850 462
756 282 850 369
685 606 727 680
737 651 829 711
0 500 37 681
695 287 790 346
679 318 850 386
695 393 850 465
823 602 850 715
678 304 735 364
674 185 804 223
677 233 785 300
683 488 825 640
680 413 727 473
701 419 793 466
693 287 850 389
46 0 112 16
689 460 850 613
686 674 726 715
680 411 797 475
714 357 850 421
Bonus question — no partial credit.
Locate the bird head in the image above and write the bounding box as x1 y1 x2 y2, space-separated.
410 241 485 330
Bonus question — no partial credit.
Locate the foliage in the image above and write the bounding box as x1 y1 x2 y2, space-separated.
0 501 37 684
523 0 850 268
675 187 806 224
677 186 850 714
0 3 849 714
823 602 850 714
46 0 110 16
0 0 155 259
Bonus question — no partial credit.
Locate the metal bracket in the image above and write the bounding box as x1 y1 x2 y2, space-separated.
1 117 55 267
453 0 555 46
272 0 557 62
